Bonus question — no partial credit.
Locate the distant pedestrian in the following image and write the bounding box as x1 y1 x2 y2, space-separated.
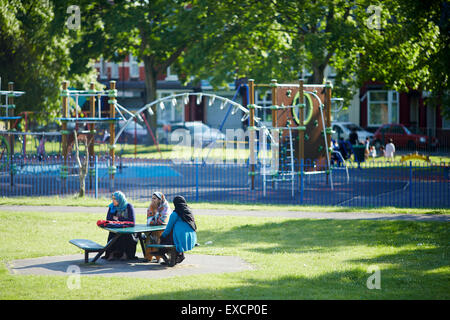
385 138 396 161
364 137 371 160
349 128 359 145
370 146 377 158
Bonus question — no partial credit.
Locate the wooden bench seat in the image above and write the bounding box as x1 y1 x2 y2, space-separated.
146 244 176 249
69 239 105 263
146 243 177 266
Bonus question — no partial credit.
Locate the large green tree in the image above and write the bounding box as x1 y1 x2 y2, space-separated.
182 0 448 118
56 0 225 133
0 0 97 124
181 0 376 103
357 0 449 118
0 0 66 123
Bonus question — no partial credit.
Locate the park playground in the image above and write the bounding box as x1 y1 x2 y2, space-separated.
1 79 448 209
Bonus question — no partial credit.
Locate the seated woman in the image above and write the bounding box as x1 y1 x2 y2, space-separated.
147 192 171 226
103 191 137 261
160 196 197 265
145 192 172 262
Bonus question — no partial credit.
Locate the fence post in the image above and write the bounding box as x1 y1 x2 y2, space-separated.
195 161 199 202
409 161 413 208
95 155 98 199
300 158 304 204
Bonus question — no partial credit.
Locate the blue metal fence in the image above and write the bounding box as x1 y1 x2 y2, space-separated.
0 155 448 208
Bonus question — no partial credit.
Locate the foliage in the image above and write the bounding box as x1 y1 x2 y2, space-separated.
0 0 447 124
357 0 449 118
0 0 97 125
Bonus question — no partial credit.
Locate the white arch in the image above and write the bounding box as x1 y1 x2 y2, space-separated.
114 92 250 144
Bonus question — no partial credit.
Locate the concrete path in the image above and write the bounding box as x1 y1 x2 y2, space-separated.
1 205 449 222
7 252 253 279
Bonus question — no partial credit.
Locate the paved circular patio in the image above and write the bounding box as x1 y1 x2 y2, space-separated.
7 253 253 279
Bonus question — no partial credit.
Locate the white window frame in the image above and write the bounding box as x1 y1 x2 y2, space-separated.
156 90 187 122
99 58 108 79
110 62 119 79
129 54 139 79
442 117 450 129
255 89 272 126
367 90 399 126
165 66 178 81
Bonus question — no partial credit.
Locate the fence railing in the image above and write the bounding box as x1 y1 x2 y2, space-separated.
0 155 448 208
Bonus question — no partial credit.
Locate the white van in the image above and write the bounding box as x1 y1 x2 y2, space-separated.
331 122 374 143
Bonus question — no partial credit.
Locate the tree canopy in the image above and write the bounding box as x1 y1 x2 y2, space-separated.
0 0 448 124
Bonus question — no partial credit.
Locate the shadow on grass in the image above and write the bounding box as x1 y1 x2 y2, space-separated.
132 266 449 299
198 219 449 254
132 219 449 299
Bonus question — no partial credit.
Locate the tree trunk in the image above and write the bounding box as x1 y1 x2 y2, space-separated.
143 55 158 145
79 169 86 197
73 131 90 197
311 64 326 84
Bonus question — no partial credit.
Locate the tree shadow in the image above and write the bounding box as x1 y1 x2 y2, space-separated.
197 218 448 255
156 218 449 299
131 266 449 300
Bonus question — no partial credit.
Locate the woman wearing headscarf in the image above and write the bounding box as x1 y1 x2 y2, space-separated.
147 192 172 226
160 196 197 264
145 192 172 262
103 191 137 261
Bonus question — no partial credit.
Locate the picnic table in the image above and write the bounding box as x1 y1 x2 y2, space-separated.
70 224 166 263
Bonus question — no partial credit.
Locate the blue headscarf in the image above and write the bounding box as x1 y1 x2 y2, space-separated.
109 191 129 218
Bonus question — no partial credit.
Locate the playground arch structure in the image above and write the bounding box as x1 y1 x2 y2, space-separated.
59 78 344 196
93 79 341 197
57 79 257 190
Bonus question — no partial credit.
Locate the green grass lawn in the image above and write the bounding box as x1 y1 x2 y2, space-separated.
0 209 448 299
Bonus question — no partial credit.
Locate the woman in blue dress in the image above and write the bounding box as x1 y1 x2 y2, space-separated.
160 196 197 264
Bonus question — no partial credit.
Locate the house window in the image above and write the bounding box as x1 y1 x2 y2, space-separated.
166 66 178 81
157 91 185 122
443 117 450 129
110 62 119 79
367 90 399 126
255 90 272 126
129 54 139 79
99 58 107 79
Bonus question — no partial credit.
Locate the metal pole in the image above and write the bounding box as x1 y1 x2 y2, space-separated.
325 81 333 190
61 81 69 192
95 155 98 199
8 82 14 187
195 161 199 202
109 81 116 191
248 79 256 190
409 161 413 208
300 158 304 204
89 82 96 190
271 79 278 190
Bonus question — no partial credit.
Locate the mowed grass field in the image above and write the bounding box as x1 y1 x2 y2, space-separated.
0 206 448 300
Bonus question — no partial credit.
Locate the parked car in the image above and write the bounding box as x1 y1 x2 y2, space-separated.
156 120 175 144
168 121 225 146
118 120 149 144
373 123 438 150
331 122 374 143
